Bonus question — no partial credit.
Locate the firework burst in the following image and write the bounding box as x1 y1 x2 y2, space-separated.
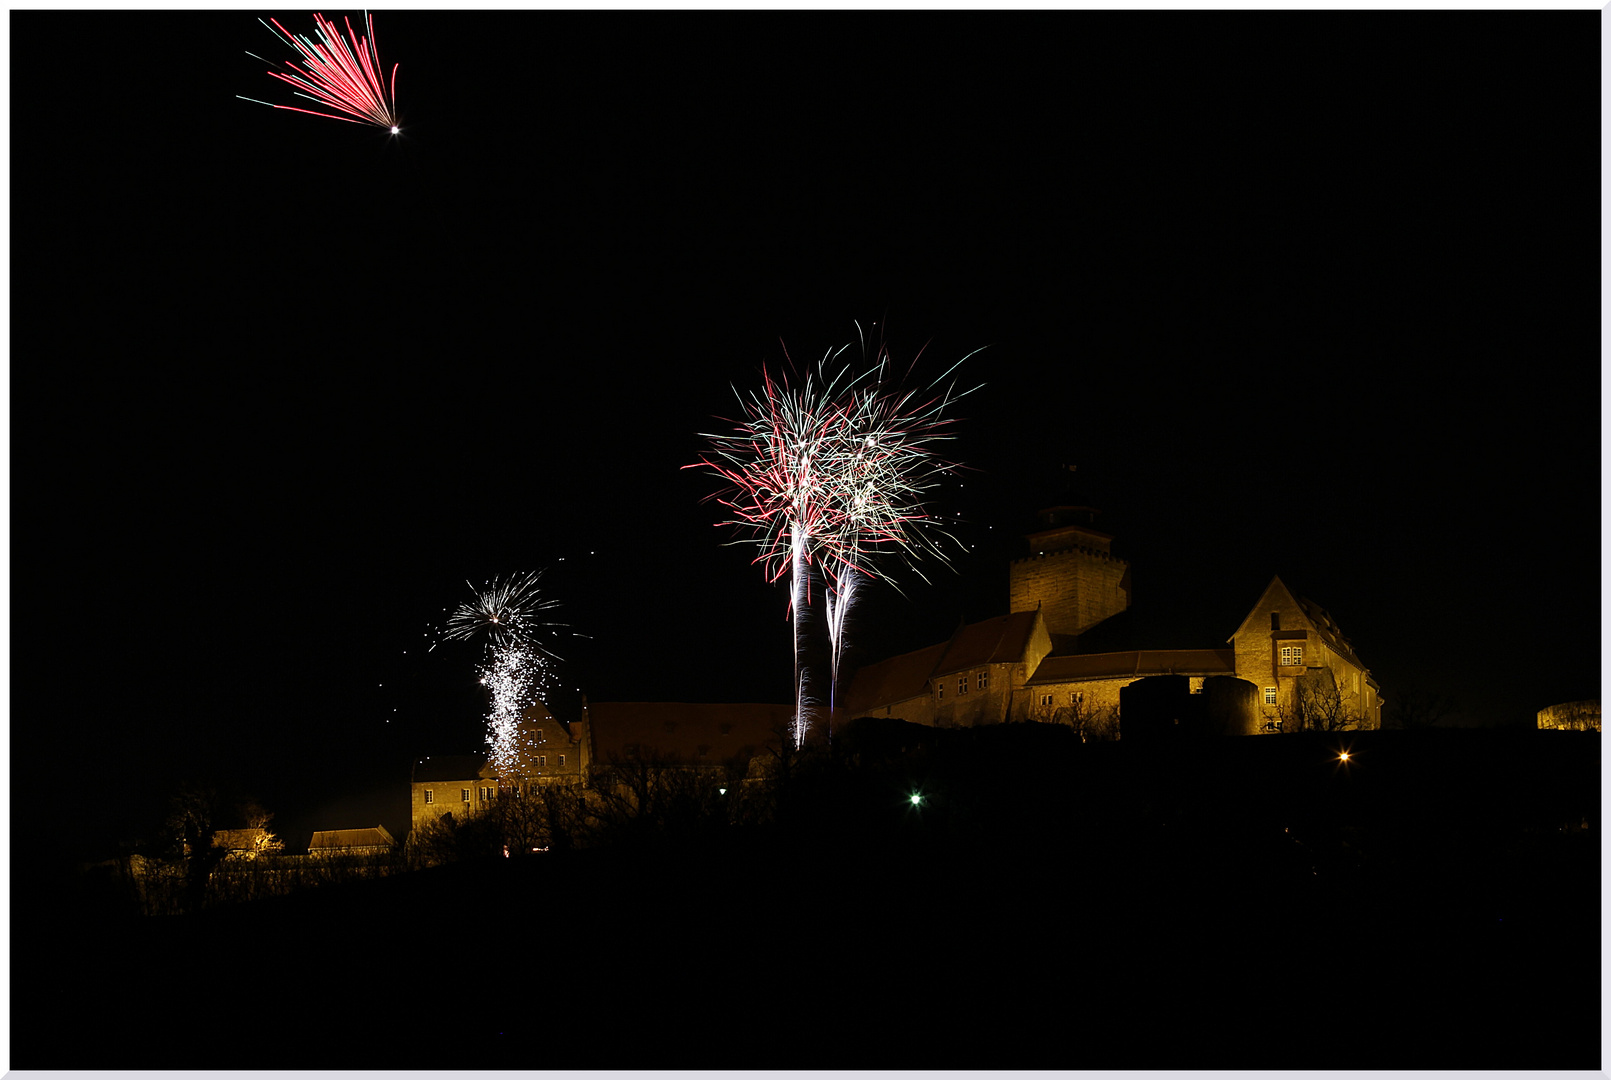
440 570 565 655
237 12 401 132
690 326 983 745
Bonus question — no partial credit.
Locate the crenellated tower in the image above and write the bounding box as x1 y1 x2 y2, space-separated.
1008 503 1131 654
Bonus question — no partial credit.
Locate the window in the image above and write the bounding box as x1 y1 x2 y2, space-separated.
558 754 566 767
1271 612 1280 631
1280 645 1303 666
1264 687 1277 705
423 789 433 804
1071 691 1084 706
536 729 544 742
936 682 945 701
977 670 988 691
536 755 545 767
958 675 968 695
1040 694 1054 707
461 789 471 803
1263 717 1284 732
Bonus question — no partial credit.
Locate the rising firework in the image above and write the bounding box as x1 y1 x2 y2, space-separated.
237 12 401 132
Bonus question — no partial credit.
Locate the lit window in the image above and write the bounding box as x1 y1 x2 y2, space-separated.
461 788 471 803
1264 687 1277 705
1280 645 1303 666
977 670 988 691
423 789 433 804
958 675 968 695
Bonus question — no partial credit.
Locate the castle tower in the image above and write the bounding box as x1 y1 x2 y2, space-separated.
1008 503 1131 654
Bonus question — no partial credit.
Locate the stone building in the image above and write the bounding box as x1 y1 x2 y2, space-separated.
841 610 1052 727
410 701 592 833
409 699 792 835
845 502 1382 734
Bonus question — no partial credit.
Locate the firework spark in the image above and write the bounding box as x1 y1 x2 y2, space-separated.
478 643 553 782
439 571 572 785
237 12 401 132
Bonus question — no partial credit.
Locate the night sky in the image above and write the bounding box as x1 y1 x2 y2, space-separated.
14 10 1598 857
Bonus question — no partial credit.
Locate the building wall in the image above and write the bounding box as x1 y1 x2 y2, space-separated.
1231 587 1379 731
1008 545 1130 645
929 663 1017 727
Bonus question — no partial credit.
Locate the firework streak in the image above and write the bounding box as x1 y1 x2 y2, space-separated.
237 12 400 130
689 327 983 745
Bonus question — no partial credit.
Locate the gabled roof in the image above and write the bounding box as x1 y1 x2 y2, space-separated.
842 641 949 714
1026 648 1237 684
586 701 794 763
412 754 494 783
1294 594 1368 669
309 825 395 850
842 611 1045 714
932 611 1043 676
1227 575 1303 642
1228 575 1369 670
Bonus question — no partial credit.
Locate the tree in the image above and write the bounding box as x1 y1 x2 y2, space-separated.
163 782 227 912
1044 693 1120 743
1269 668 1368 733
1389 685 1456 730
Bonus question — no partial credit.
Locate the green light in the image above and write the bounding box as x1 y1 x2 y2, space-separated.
910 793 923 806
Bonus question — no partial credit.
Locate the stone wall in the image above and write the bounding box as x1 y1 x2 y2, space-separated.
1008 545 1130 646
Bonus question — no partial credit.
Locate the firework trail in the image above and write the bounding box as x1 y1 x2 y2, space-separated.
438 572 570 784
817 324 985 714
237 12 401 132
689 328 982 745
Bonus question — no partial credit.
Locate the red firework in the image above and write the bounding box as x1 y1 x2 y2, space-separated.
238 12 400 131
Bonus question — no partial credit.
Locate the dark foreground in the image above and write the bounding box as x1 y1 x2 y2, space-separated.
26 727 1600 1070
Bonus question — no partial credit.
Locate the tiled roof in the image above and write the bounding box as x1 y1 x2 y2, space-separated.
412 754 493 783
309 825 395 851
586 702 794 764
932 611 1042 675
842 611 1043 714
1296 594 1367 669
1027 648 1236 684
842 641 949 714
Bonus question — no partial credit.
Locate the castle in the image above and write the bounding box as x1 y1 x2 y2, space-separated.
842 502 1383 735
412 498 1383 828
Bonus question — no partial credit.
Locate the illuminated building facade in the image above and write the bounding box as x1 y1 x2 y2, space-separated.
845 505 1382 733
